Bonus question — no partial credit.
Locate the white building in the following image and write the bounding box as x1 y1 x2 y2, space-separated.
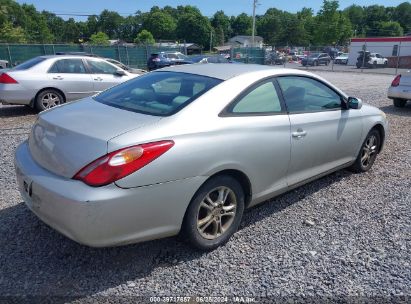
348 37 411 66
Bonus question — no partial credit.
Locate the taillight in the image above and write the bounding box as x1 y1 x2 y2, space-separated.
391 74 401 87
0 73 18 84
73 140 174 187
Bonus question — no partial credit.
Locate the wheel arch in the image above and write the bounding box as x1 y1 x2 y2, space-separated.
33 87 66 107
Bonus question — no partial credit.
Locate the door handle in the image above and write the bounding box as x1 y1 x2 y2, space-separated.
292 129 307 139
94 77 103 81
53 76 63 80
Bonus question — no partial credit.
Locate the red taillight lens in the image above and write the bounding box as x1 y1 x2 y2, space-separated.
73 140 174 187
391 74 401 87
0 73 18 84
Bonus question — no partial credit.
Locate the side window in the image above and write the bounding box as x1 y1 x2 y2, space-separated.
278 76 342 113
87 60 118 74
230 80 282 114
48 59 87 74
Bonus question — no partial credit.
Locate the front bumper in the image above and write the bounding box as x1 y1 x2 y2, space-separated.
15 141 207 247
387 86 411 100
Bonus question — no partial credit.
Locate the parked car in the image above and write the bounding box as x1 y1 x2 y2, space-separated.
356 51 388 68
15 64 387 250
301 53 331 66
191 55 231 64
0 59 8 69
388 72 411 107
334 53 349 65
147 52 193 71
104 58 147 75
265 52 286 65
0 55 138 111
162 51 193 65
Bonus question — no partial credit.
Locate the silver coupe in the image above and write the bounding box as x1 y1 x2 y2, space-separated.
15 64 388 250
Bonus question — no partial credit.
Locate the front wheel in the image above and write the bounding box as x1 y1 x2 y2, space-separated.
35 89 64 112
393 99 407 108
182 175 245 251
349 129 381 173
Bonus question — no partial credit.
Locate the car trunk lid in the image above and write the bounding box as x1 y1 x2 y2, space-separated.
28 98 162 178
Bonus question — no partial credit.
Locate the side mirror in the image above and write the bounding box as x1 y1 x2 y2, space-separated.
115 69 126 76
347 97 363 110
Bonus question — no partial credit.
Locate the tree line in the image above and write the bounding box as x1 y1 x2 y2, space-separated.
0 0 410 48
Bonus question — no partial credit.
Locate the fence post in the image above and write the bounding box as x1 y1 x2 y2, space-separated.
125 45 130 66
90 45 93 55
395 41 402 75
52 44 56 54
6 44 12 66
117 44 121 62
361 43 367 73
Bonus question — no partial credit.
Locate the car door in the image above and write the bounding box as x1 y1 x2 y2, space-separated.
47 58 94 101
85 59 130 93
221 79 291 203
277 76 363 187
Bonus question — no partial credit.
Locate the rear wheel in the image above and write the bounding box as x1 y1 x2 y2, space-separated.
393 99 407 108
35 89 64 112
349 129 381 173
182 175 245 251
314 60 319 66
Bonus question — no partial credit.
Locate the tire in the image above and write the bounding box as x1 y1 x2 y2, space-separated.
35 89 64 112
314 61 319 66
349 129 381 173
325 60 329 66
393 99 407 108
182 175 245 251
373 61 377 69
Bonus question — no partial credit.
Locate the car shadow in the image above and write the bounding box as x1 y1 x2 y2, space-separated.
379 103 411 117
0 169 350 301
0 105 36 118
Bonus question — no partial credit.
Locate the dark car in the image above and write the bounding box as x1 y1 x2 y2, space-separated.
301 53 331 66
147 52 193 71
265 53 286 65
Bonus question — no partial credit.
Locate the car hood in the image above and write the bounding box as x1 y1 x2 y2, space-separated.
28 97 162 178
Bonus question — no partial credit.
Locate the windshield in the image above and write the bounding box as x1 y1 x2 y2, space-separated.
94 71 222 116
12 57 46 71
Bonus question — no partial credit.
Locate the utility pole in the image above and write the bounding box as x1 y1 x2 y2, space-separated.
252 0 258 47
210 30 213 53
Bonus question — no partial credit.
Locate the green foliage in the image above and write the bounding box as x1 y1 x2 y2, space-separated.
0 21 26 43
134 29 155 45
0 0 408 46
89 31 110 45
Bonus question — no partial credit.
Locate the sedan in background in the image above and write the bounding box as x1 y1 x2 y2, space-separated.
104 58 147 75
334 53 349 65
15 64 387 250
190 55 234 64
301 53 331 66
388 72 411 107
0 55 138 111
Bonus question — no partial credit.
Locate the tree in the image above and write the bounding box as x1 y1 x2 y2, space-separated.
393 2 411 34
343 5 365 37
378 21 403 37
231 13 252 36
257 9 282 46
211 11 231 44
176 8 212 48
89 31 110 45
134 29 155 45
142 10 176 40
62 18 80 43
98 10 123 39
0 21 26 43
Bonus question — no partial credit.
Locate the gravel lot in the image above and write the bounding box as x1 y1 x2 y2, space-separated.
0 71 410 303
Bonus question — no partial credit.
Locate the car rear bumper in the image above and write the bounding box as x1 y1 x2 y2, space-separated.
15 141 207 247
387 86 411 100
0 84 36 105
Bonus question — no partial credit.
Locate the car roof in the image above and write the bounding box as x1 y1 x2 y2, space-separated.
156 64 313 80
38 55 105 60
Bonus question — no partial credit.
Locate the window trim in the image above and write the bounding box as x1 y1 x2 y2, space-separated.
219 76 287 117
275 75 347 114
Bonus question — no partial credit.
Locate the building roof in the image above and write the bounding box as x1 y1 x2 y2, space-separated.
351 37 411 43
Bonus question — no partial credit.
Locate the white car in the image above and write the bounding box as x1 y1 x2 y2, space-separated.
334 53 349 65
0 55 139 111
388 72 411 107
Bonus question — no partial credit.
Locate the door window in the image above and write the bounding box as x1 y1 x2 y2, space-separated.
278 76 342 112
230 80 282 114
49 59 87 74
87 60 118 74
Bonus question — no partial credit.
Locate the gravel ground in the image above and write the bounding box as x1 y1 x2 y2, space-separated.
0 72 410 303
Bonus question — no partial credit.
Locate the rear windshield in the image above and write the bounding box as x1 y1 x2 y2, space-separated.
12 57 46 71
94 71 222 116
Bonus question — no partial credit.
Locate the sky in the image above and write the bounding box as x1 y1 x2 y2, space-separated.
16 0 409 20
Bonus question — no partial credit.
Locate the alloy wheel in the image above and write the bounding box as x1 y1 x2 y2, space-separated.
360 135 378 168
41 92 61 109
196 186 237 240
